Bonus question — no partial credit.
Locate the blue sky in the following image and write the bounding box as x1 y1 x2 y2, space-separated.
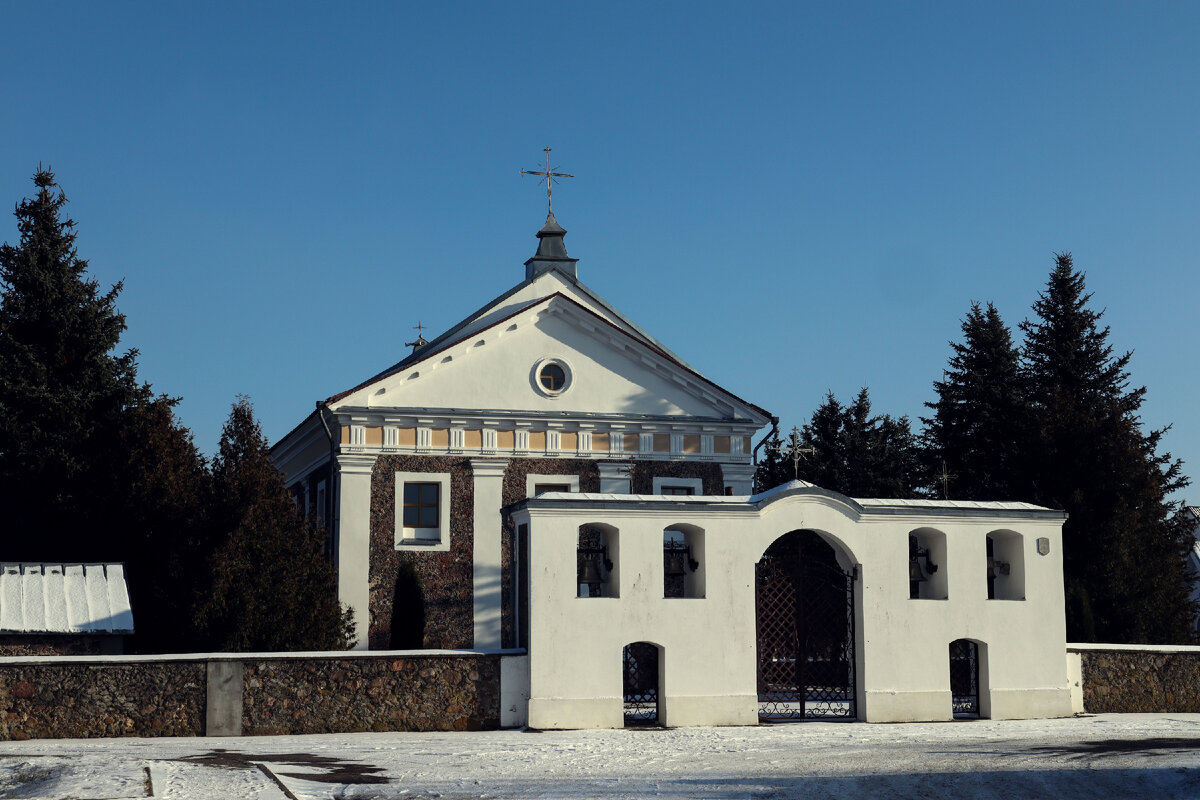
2 2 1197 502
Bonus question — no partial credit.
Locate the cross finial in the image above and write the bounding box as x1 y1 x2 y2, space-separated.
939 460 958 500
405 320 430 352
782 426 816 482
520 147 574 214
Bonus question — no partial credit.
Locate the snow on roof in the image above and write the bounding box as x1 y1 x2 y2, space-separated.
0 563 134 635
524 483 1052 515
854 497 1050 511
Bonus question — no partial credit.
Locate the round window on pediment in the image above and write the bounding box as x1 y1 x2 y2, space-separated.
540 363 566 391
532 357 573 397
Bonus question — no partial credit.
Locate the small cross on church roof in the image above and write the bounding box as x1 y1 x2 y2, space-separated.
520 148 580 281
520 147 574 215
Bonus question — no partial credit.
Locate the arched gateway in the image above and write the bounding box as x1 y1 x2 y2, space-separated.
756 530 856 720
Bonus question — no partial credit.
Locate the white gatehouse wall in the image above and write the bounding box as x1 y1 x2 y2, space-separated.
509 481 1072 728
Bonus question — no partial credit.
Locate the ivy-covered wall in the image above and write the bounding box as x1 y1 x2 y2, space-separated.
369 455 474 650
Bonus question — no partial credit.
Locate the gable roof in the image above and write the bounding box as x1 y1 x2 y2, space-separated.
360 265 697 388
0 563 134 635
326 290 770 422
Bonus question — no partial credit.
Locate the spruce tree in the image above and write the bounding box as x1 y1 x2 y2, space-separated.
198 398 353 651
1020 253 1192 643
117 398 214 653
0 168 149 556
764 389 921 499
753 428 789 493
922 302 1029 500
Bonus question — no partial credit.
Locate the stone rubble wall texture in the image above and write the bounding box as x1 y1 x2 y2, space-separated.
0 653 500 741
1078 649 1200 713
0 635 104 657
0 661 205 740
243 654 501 735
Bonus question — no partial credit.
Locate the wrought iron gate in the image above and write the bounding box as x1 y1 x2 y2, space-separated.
623 642 659 725
756 531 856 721
950 639 979 717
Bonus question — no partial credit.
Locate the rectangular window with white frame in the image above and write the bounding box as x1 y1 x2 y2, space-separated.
395 471 452 551
652 476 703 496
526 473 580 498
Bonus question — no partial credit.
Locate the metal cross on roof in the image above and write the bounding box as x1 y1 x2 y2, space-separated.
405 320 429 351
782 427 816 482
939 460 958 500
520 147 574 214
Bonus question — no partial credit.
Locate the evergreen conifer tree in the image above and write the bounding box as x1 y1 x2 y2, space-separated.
771 389 921 499
0 168 150 556
117 398 214 652
1020 253 1192 642
198 398 353 651
753 428 789 493
922 302 1029 500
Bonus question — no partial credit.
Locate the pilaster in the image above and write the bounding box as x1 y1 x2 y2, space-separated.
335 452 377 650
471 458 510 649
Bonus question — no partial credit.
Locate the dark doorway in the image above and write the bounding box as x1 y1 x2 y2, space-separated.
622 642 660 726
756 530 856 721
950 639 980 718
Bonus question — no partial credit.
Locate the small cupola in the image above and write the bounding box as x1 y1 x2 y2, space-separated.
525 212 579 280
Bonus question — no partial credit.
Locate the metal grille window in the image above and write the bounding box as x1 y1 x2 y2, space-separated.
403 483 440 528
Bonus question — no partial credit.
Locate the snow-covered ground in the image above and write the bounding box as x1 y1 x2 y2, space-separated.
2 714 1199 799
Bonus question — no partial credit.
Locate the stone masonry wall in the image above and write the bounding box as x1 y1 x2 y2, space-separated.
243 653 500 735
1078 649 1200 713
0 661 205 740
0 652 503 741
0 635 105 657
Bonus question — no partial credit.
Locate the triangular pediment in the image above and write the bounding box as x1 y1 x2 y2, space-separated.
329 293 767 424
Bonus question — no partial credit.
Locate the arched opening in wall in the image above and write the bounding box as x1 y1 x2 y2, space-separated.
950 639 987 718
756 529 857 721
622 641 662 726
986 531 1025 600
663 524 705 598
390 562 426 649
909 528 947 600
577 523 619 598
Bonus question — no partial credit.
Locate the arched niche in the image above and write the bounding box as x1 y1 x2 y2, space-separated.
663 523 705 598
577 522 619 598
986 530 1024 600
909 527 948 600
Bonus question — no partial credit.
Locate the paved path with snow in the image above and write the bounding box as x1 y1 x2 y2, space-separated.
1 713 1199 798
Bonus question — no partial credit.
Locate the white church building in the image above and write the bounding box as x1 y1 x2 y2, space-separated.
272 203 1074 727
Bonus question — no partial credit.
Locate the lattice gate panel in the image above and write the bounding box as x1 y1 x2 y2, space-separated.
756 533 856 721
623 642 659 725
950 639 979 718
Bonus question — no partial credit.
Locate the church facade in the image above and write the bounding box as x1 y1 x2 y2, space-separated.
271 213 770 653
272 209 1074 726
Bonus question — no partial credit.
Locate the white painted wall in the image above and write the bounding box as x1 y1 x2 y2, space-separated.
513 487 1072 729
334 298 764 424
